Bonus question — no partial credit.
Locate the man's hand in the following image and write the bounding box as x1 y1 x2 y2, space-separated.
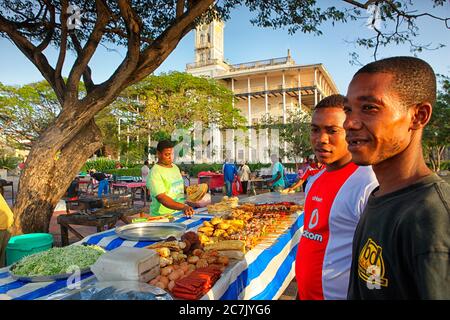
183 205 195 217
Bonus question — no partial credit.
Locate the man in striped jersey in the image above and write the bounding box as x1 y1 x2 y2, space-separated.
295 94 378 300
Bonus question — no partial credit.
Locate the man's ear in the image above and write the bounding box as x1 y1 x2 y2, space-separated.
410 102 432 130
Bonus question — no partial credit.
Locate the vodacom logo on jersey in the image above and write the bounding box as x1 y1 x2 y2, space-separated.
302 208 323 242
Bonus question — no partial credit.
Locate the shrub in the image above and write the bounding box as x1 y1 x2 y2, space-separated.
440 160 450 171
178 163 223 177
0 154 21 170
82 158 121 172
105 167 142 177
248 163 271 172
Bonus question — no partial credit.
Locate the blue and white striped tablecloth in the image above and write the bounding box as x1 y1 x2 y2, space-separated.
0 195 304 300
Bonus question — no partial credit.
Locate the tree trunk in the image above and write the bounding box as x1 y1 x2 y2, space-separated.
437 146 445 172
12 120 103 235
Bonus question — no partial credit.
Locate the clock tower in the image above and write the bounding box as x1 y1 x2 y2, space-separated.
186 19 229 77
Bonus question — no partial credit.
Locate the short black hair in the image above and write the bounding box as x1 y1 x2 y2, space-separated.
354 56 436 107
156 140 175 152
314 94 346 110
144 160 149 165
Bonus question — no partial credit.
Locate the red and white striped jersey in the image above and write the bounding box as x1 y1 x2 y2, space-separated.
295 162 378 300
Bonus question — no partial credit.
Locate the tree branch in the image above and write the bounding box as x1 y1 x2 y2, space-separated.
69 33 95 93
65 0 111 103
384 0 450 29
0 15 65 104
103 27 153 43
80 0 143 106
130 0 214 83
176 0 185 18
341 0 379 9
117 0 142 66
55 0 69 97
36 1 55 52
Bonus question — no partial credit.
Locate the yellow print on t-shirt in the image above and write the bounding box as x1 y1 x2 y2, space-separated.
358 238 388 288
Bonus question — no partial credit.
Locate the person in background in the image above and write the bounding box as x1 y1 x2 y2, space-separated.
148 140 194 217
239 161 251 195
223 158 238 197
89 169 109 198
141 160 150 182
345 56 450 299
287 155 324 192
297 158 308 177
141 160 150 201
66 177 80 200
295 94 378 300
0 193 13 267
181 170 190 187
267 154 285 191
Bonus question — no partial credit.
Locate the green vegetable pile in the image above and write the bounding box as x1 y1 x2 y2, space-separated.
11 245 105 277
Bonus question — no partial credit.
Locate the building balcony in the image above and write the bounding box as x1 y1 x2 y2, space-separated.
229 56 294 72
186 59 223 69
233 85 324 104
232 82 316 96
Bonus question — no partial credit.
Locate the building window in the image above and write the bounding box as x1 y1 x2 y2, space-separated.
238 150 244 161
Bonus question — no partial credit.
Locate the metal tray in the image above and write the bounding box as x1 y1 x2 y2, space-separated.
9 264 92 282
115 222 186 241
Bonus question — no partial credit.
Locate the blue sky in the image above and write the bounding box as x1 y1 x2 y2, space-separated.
0 4 449 93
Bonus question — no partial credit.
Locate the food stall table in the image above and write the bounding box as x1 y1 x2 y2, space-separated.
57 206 143 247
111 182 147 206
0 192 304 300
248 178 269 195
197 172 224 194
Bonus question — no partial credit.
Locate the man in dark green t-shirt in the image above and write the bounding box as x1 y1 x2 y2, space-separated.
344 56 450 299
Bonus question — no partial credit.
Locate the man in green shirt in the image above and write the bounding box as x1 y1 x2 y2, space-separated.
147 140 194 217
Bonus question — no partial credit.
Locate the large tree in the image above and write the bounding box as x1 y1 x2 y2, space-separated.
423 75 450 172
259 108 313 165
121 71 244 137
0 80 64 150
0 1 447 234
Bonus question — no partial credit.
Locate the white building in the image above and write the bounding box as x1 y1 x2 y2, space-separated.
185 19 339 164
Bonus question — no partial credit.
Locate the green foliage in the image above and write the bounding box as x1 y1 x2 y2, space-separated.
258 108 312 163
82 158 120 173
0 1 445 59
109 72 246 163
0 153 21 170
440 161 450 171
104 168 142 177
117 72 246 138
95 106 120 158
423 75 450 171
0 80 60 150
178 163 223 178
248 163 271 172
